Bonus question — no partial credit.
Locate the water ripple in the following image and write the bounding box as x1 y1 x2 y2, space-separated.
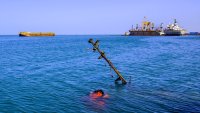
0 35 200 112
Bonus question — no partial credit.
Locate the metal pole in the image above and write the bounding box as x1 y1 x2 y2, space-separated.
88 39 127 84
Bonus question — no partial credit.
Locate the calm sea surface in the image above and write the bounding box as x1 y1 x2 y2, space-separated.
0 35 200 113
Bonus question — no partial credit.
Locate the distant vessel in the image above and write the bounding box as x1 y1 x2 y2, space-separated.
19 32 55 37
164 19 187 36
126 17 164 36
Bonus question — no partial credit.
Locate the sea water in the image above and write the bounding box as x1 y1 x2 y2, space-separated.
0 35 200 112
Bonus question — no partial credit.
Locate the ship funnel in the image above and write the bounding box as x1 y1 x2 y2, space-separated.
160 23 163 30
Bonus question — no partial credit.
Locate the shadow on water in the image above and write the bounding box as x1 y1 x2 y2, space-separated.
114 82 128 91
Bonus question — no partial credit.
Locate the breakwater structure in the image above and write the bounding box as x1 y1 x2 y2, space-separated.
189 32 199 35
19 32 55 37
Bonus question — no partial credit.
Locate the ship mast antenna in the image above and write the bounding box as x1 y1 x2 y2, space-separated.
88 39 127 84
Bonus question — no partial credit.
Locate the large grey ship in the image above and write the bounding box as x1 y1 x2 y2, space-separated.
164 19 187 36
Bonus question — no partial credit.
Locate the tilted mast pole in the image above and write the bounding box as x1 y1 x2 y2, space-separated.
88 39 127 84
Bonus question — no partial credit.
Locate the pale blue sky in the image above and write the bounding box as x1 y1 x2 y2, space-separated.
0 0 199 35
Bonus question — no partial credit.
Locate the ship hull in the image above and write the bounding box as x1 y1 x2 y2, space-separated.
129 31 161 36
19 32 55 37
164 30 186 36
165 34 181 36
164 32 181 36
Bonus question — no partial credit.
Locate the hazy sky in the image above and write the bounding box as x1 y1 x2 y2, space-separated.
0 0 199 35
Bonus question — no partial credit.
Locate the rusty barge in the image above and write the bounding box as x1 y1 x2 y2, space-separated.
19 32 55 37
125 17 164 36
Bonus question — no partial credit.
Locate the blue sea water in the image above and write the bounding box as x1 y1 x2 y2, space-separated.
0 35 200 113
